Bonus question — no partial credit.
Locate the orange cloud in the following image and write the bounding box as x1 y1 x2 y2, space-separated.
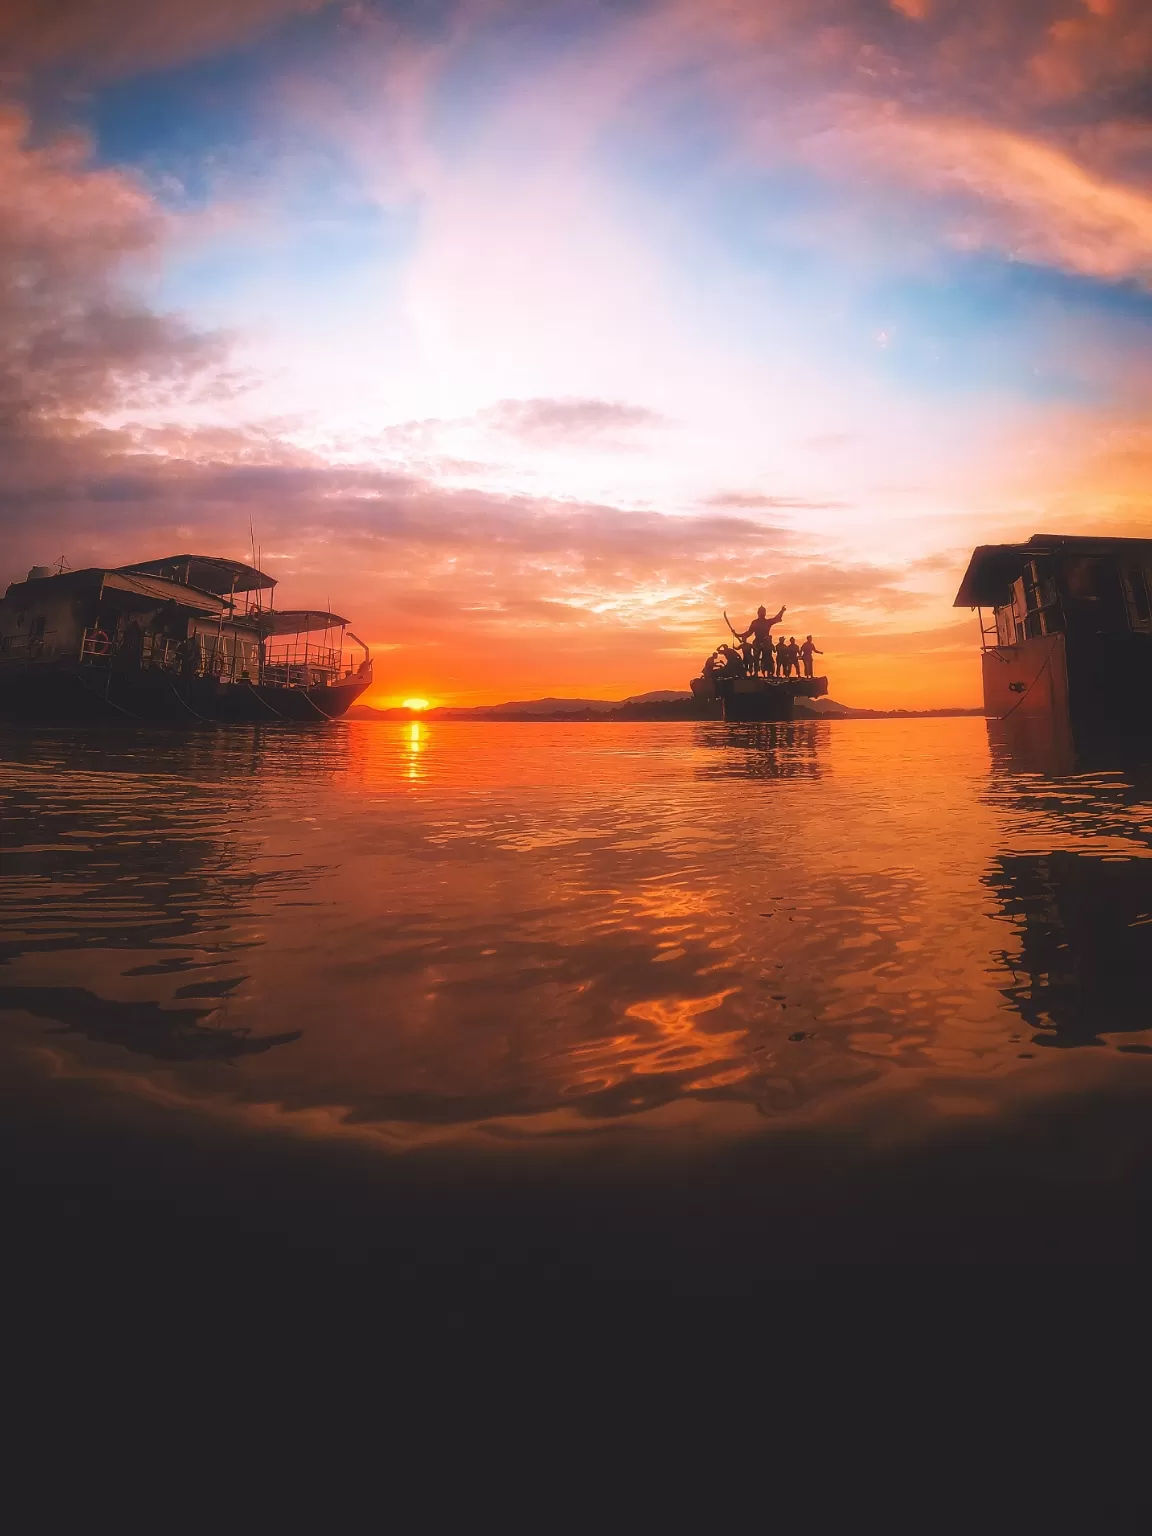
799 106 1152 284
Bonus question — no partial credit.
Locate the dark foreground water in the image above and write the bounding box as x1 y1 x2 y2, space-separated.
4 716 1152 1276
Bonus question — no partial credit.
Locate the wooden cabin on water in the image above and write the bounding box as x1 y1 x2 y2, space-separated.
954 534 1152 737
0 554 373 724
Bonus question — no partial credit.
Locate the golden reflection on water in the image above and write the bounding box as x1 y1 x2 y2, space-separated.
405 720 423 780
2 718 1151 1152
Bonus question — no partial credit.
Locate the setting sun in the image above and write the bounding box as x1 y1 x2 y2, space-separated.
401 699 431 711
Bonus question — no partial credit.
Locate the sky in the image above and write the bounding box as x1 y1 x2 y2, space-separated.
2 0 1152 707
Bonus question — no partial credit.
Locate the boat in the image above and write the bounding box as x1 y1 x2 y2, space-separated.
953 534 1152 741
0 554 374 725
690 636 828 722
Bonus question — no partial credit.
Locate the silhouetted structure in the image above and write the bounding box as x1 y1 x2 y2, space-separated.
691 605 828 720
955 534 1152 741
0 554 373 724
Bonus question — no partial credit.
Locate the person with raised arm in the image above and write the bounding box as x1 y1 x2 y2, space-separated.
738 604 786 675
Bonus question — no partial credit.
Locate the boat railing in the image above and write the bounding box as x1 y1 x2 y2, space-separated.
79 627 115 662
263 639 342 673
1 634 66 662
72 627 365 686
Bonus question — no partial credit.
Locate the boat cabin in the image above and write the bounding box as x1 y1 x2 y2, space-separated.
954 534 1152 734
0 555 361 688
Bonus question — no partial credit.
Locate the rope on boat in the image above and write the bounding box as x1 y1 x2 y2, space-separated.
297 688 336 722
994 640 1057 722
71 669 145 721
166 680 213 724
246 686 289 719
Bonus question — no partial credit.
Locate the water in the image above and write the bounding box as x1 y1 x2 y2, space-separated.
5 717 1152 1265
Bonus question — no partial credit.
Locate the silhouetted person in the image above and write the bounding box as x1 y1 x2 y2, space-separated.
117 617 144 669
800 635 822 678
739 604 786 675
179 632 202 680
717 644 745 678
702 653 720 680
785 636 800 677
774 635 789 676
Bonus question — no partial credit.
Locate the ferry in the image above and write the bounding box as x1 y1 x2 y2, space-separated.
954 534 1152 739
0 554 373 725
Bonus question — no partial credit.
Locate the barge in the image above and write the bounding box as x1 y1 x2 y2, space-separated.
690 623 828 722
954 534 1152 741
0 554 373 725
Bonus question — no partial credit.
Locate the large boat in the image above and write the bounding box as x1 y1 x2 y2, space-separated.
954 534 1152 741
0 554 373 725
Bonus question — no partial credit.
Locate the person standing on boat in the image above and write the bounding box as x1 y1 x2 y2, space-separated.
774 634 789 676
784 637 801 677
117 616 144 669
738 604 785 675
179 631 202 681
800 636 822 678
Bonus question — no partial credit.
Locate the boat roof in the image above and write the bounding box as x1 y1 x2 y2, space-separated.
257 608 349 635
954 534 1152 607
3 567 225 616
122 554 276 594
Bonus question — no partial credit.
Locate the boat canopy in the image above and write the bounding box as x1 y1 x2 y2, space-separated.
103 571 226 616
3 566 225 616
954 535 1152 608
256 609 349 635
122 555 276 595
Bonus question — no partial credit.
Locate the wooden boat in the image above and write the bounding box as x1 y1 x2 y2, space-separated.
954 534 1152 740
0 554 373 725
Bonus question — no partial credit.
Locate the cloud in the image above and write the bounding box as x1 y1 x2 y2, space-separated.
705 491 849 510
0 108 225 434
799 106 1152 285
484 397 670 444
660 0 1152 284
0 0 334 81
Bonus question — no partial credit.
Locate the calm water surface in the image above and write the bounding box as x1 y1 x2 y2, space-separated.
3 718 1152 1164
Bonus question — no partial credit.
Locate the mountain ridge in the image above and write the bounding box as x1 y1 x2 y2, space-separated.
346 693 983 722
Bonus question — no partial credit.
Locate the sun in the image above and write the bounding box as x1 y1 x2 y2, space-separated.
401 698 431 711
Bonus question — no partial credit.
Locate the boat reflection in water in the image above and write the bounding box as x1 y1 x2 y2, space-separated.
984 718 1152 1052
0 727 324 1063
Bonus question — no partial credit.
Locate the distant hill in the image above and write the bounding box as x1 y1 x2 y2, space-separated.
346 693 983 723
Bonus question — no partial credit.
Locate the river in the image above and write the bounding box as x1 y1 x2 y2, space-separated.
5 717 1152 1271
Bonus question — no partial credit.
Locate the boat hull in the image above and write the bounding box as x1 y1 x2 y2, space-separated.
0 660 371 726
981 632 1152 741
716 675 828 722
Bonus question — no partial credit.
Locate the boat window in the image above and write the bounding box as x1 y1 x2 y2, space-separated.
1060 556 1128 632
1063 558 1099 600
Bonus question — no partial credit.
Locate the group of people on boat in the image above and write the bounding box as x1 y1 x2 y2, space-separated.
700 605 823 682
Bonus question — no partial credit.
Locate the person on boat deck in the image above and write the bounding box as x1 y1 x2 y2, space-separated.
800 636 822 678
117 617 144 668
178 631 202 680
784 637 801 677
716 644 745 677
774 634 790 676
738 605 786 675
702 653 720 680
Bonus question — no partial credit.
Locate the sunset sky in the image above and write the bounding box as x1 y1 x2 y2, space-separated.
3 0 1152 707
